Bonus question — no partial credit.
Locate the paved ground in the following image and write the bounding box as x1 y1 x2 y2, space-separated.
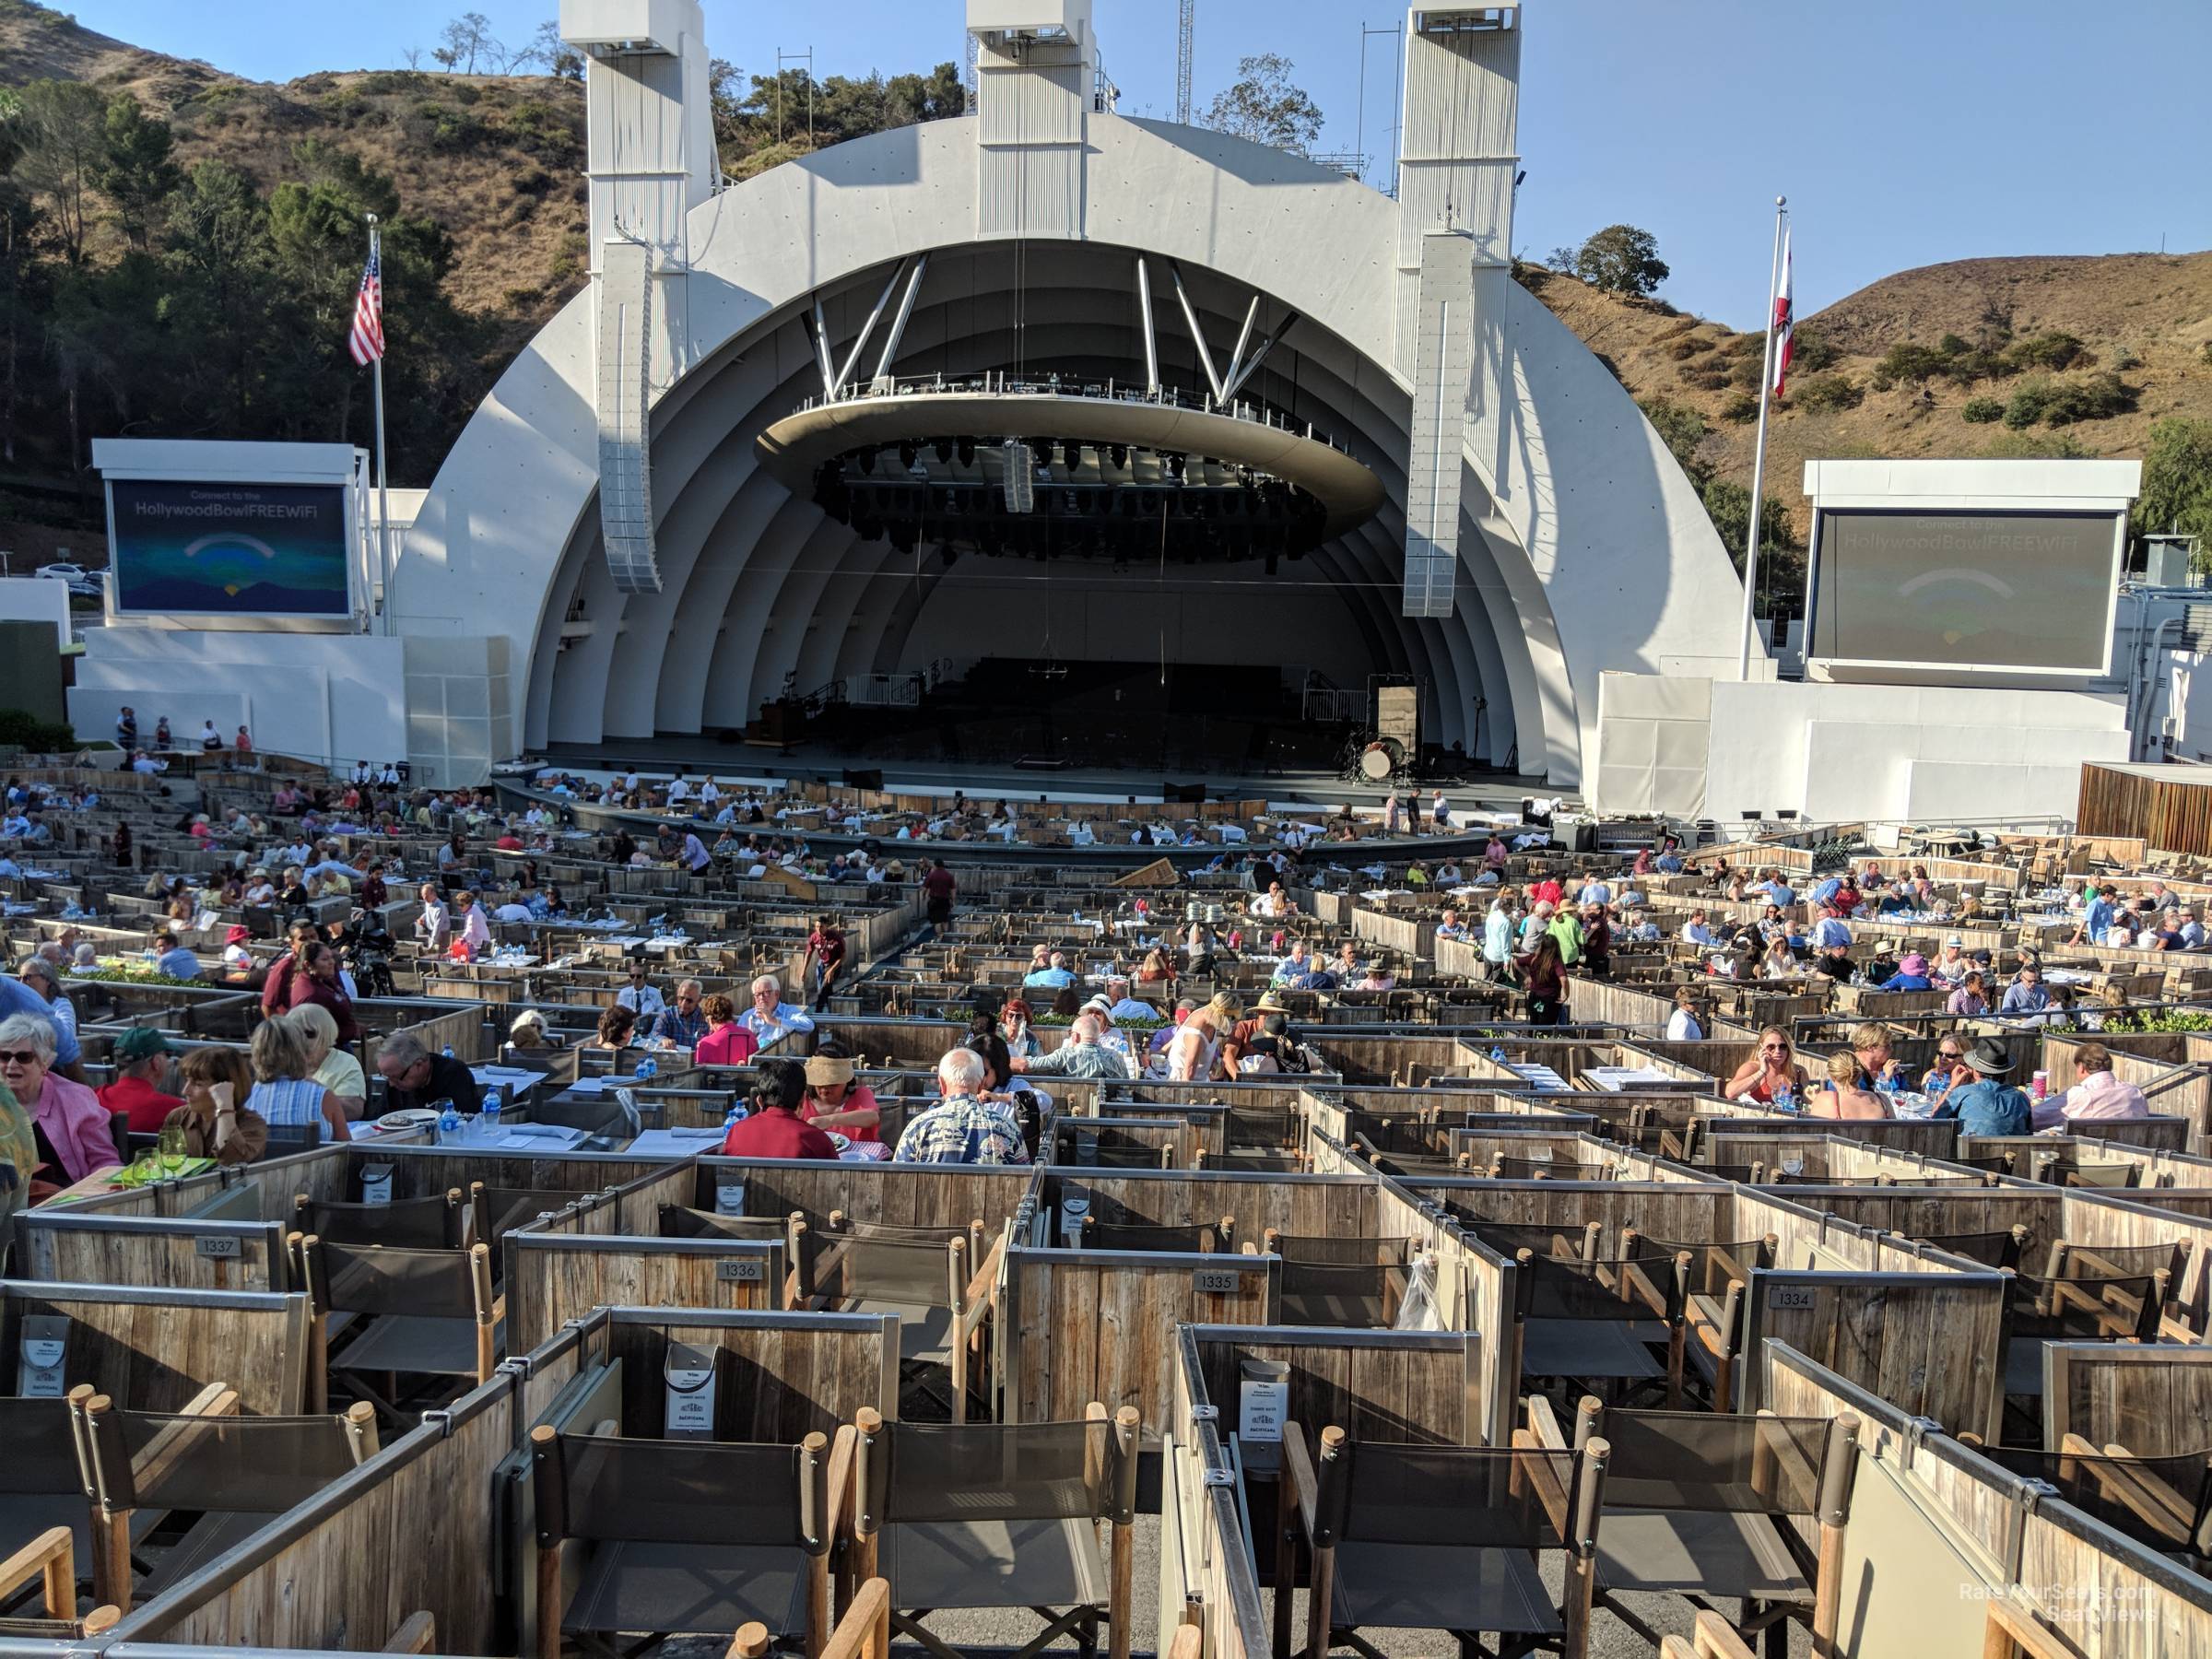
661 1512 1815 1657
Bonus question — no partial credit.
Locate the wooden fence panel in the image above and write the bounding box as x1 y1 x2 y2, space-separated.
598 1311 899 1441
505 1234 784 1351
0 1281 310 1415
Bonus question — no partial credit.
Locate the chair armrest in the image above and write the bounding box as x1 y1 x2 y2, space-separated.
825 1424 857 1543
961 1235 1006 1319
0 1527 74 1620
1279 1421 1322 1538
1524 1394 1567 1450
816 1576 889 1659
1982 1594 2089 1659
1689 1609 1758 1659
1509 1429 1572 1537
382 1610 438 1653
180 1382 241 1418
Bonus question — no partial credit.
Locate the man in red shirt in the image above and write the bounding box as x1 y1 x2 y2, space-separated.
721 1058 839 1159
804 916 847 1010
922 860 957 933
100 1027 182 1133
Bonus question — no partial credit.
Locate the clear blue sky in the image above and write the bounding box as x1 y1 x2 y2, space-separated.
68 0 2212 328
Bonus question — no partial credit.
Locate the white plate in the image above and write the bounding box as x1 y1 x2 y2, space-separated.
377 1109 439 1130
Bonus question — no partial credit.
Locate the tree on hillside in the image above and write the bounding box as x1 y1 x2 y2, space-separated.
521 21 584 80
434 13 502 75
1199 53 1323 156
1565 224 1668 298
16 79 108 265
98 96 180 253
2136 418 2212 553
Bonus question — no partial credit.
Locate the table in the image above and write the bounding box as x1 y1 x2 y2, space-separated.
450 1123 589 1152
621 1126 728 1159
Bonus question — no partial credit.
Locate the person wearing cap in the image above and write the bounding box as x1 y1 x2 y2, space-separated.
220 924 255 982
1665 987 1704 1042
100 1027 184 1133
1080 995 1136 1062
1931 937 1972 986
801 1048 885 1155
1932 1041 2034 1135
1877 951 1933 992
1545 901 1585 968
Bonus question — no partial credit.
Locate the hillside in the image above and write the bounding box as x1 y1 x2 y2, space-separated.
1 0 2206 597
1524 251 2212 545
0 0 591 322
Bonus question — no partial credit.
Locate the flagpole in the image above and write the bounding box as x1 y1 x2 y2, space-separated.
365 212 393 636
1736 195 1788 680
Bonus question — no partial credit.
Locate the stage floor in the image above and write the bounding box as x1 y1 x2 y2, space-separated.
536 736 1566 814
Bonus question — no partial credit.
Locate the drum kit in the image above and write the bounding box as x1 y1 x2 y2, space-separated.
1343 734 1411 786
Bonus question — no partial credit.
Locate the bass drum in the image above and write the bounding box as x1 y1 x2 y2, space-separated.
1358 739 1401 782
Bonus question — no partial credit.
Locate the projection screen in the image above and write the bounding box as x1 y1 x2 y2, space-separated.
1807 509 2124 675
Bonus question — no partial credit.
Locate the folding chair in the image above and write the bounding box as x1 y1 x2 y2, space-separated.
0 1529 119 1641
2045 1159 2137 1190
1531 1396 1859 1653
1078 1216 1234 1253
295 1189 466 1249
1491 1156 1608 1182
1279 1421 1610 1659
850 1404 1140 1659
472 1182 599 1245
1917 1227 2030 1272
1658 1609 1759 1659
806 1223 1003 1422
531 1423 839 1659
1981 1437 2212 1568
293 1233 500 1420
2003 1257 2170 1400
1514 1246 1688 1408
1262 1231 1417 1328
73 1388 380 1612
732 1574 894 1659
1461 1218 1602 1266
0 1396 107 1581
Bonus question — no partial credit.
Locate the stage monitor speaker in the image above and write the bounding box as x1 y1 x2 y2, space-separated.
1568 823 1597 853
1166 782 1206 805
1375 686 1419 754
842 769 885 791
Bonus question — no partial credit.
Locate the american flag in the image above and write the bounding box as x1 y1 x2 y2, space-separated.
347 242 384 367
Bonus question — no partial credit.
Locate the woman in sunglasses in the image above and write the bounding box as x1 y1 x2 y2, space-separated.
0 1013 119 1198
1920 1037 1971 1104
1723 1026 1810 1108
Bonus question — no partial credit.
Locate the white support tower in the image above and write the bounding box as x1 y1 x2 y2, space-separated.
967 0 1097 239
559 0 716 594
1394 5 1522 619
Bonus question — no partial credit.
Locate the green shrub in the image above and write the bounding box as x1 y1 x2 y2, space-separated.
1787 328 1839 374
2201 341 2212 367
1873 343 1949 386
1730 355 1765 389
2039 371 2135 427
1677 364 1731 391
0 709 75 750
2004 381 2052 428
1721 392 1760 424
1960 396 2006 424
1790 373 1863 413
1983 429 2088 460
2006 331 2087 371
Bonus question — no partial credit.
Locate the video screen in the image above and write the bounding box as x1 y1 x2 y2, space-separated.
1809 509 2119 673
110 478 351 617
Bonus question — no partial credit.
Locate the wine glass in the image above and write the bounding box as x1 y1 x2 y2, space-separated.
158 1124 188 1178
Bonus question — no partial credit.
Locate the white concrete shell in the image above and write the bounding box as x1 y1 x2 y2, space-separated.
389 115 1745 785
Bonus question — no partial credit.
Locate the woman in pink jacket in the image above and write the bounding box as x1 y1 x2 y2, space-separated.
0 1012 121 1197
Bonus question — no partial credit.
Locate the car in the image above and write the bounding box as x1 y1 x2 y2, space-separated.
36 563 106 600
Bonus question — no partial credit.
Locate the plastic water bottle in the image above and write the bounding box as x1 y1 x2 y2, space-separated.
724 1100 749 1131
1774 1085 1797 1115
480 1088 503 1138
635 1056 658 1083
442 1045 455 1060
1490 1045 1507 1063
435 1099 462 1145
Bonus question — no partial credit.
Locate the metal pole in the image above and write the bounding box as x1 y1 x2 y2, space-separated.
1135 258 1159 395
1736 196 1787 680
367 215 393 636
